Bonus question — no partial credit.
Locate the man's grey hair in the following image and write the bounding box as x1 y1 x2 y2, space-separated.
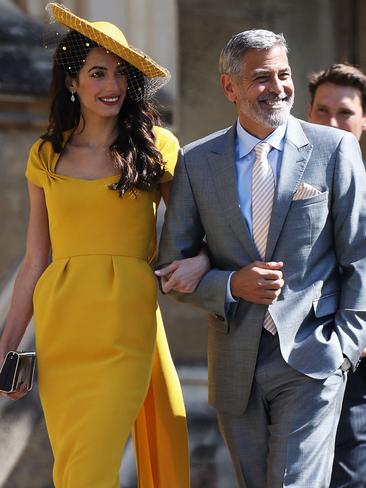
219 29 288 76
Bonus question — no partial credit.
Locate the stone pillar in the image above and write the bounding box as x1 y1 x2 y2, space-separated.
25 0 83 20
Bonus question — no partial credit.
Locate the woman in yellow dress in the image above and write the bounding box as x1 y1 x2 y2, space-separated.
0 4 209 487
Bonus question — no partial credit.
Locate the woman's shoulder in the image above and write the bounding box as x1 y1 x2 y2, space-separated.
28 136 56 163
28 136 45 156
26 136 58 186
153 125 179 151
152 126 180 184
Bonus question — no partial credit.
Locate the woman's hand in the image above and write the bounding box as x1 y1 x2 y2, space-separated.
0 351 29 401
155 251 210 294
0 383 29 401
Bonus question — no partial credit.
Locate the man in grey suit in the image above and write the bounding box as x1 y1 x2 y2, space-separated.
156 30 366 487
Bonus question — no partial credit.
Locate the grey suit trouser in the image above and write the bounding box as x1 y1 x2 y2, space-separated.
217 330 347 488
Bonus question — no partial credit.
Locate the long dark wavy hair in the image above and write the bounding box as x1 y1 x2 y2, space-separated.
42 30 165 196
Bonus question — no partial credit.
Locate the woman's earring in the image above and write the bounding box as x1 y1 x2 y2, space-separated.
70 91 76 102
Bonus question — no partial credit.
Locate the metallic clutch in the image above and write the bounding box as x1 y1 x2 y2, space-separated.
0 351 36 393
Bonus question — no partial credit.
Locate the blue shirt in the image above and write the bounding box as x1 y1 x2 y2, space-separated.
235 119 287 235
226 119 287 302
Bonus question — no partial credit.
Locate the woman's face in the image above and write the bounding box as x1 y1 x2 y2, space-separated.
68 47 128 120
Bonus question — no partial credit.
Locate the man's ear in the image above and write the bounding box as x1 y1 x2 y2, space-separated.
221 74 237 103
361 113 366 132
307 101 314 122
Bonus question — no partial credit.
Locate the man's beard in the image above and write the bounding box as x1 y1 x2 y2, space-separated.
242 92 294 129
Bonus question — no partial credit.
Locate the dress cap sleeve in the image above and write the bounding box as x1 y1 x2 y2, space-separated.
153 126 180 184
25 138 50 188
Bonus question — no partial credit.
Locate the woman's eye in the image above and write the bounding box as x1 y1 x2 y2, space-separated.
116 69 127 77
91 71 104 78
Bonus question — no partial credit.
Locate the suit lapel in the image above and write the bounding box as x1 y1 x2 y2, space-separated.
266 116 313 260
207 125 258 260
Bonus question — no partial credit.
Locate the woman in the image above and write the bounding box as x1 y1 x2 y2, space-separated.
0 4 209 487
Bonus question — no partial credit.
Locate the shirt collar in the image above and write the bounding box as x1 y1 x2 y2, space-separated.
236 119 287 159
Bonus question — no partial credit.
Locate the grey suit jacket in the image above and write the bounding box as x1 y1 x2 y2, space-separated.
157 115 366 415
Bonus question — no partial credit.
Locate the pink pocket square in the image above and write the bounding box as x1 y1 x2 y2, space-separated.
293 182 322 201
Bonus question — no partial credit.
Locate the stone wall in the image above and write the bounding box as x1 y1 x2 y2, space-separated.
0 130 42 288
177 0 351 145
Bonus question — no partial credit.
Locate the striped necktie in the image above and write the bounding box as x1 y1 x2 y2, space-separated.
252 142 277 334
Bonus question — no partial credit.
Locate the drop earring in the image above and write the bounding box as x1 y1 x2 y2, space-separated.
70 91 76 102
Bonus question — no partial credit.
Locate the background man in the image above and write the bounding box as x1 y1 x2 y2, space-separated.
308 63 366 142
308 63 366 488
157 31 366 487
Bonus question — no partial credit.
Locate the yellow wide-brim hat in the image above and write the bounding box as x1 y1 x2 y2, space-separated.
46 3 169 79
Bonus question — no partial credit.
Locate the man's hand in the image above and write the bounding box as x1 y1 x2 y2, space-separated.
230 261 284 304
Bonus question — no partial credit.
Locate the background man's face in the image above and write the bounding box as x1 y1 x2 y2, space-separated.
221 45 294 139
308 82 366 140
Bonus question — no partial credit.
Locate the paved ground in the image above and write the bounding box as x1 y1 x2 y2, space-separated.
1 367 236 488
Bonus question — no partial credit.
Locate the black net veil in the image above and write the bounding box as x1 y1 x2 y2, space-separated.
44 3 171 102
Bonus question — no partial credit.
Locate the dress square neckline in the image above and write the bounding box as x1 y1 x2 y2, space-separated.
51 130 121 183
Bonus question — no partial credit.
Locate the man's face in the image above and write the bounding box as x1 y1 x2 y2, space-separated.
308 82 366 140
221 45 294 139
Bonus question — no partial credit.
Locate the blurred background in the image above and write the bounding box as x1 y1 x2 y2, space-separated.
0 0 365 486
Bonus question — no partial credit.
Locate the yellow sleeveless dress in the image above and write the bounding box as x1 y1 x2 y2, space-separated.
25 126 189 488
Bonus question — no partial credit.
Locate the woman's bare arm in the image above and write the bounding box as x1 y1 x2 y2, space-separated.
0 182 50 363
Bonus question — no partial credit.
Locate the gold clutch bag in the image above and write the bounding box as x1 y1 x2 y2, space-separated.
0 351 36 393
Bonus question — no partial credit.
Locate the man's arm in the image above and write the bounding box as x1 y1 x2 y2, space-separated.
157 148 235 321
332 131 366 367
157 148 285 322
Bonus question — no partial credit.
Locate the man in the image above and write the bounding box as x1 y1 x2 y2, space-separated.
308 63 366 141
308 63 366 488
157 30 366 487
